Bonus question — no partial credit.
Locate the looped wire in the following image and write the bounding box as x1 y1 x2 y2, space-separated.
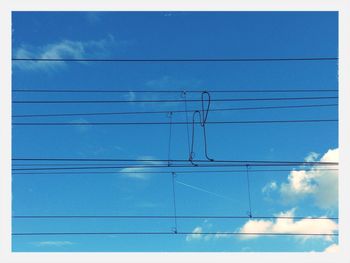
188 91 214 165
189 110 201 166
201 91 211 126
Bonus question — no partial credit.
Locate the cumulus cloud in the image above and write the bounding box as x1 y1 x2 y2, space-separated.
31 241 74 247
13 35 121 71
237 208 338 242
324 243 339 253
279 148 338 209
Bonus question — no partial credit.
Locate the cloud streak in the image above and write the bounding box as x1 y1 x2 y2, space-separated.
119 156 164 180
13 35 122 71
31 241 74 247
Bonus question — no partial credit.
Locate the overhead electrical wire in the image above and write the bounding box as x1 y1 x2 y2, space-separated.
12 215 338 220
12 88 338 93
12 103 338 118
12 56 339 241
11 163 338 171
11 168 339 175
12 57 338 62
12 119 338 126
189 92 214 164
11 158 338 165
12 96 338 104
12 231 338 236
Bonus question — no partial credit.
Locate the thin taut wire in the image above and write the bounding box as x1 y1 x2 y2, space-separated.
246 164 253 218
171 172 178 233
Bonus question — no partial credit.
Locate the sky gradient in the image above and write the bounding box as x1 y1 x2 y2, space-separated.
12 11 338 252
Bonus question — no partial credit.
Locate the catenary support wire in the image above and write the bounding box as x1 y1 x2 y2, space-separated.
167 112 173 167
171 172 178 234
246 164 253 218
182 91 191 157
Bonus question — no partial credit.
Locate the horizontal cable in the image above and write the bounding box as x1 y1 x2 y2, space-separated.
12 163 170 167
12 119 339 126
12 215 338 220
11 163 338 171
12 103 338 118
12 57 339 62
12 231 338 236
11 168 339 175
12 89 339 93
12 158 338 165
12 96 338 104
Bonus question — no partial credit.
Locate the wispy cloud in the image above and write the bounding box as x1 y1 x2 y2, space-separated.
85 12 102 24
71 118 91 133
119 156 163 180
186 226 203 242
262 181 277 194
186 220 226 242
13 35 124 72
128 75 203 110
304 152 320 162
31 241 74 247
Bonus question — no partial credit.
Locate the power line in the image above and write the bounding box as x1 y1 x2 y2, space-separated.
11 163 338 171
12 96 338 104
12 231 338 236
11 164 337 168
12 103 338 118
12 89 339 93
11 168 339 175
12 215 338 220
11 158 338 165
12 119 339 126
12 57 338 62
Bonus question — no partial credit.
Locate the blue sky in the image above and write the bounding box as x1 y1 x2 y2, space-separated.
12 11 338 252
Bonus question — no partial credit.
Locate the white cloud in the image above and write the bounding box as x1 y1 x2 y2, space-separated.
186 226 203 241
262 181 277 194
237 208 338 242
304 152 319 162
279 148 338 209
13 35 120 71
324 243 339 253
31 241 74 247
120 156 163 180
